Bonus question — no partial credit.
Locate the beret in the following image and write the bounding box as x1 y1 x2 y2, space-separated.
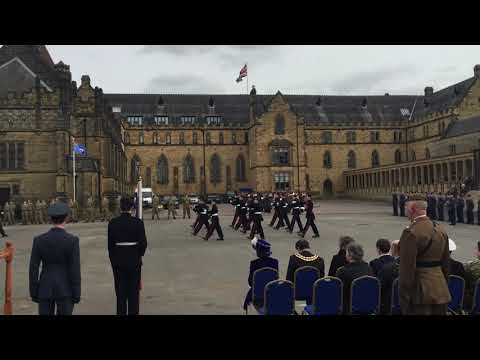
47 201 70 217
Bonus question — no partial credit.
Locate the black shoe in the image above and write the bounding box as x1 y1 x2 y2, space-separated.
217 238 224 241
2 234 7 237
202 237 208 241
312 234 320 238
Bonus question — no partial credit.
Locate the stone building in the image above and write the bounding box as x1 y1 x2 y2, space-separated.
1 44 480 208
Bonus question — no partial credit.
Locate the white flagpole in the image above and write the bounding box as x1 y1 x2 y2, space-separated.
246 62 248 94
72 138 76 203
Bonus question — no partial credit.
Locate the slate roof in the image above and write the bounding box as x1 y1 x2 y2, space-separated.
444 115 480 138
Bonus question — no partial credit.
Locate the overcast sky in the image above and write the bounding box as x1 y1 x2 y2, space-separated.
44 45 480 95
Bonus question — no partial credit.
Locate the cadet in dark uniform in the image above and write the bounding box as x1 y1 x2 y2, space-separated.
456 195 465 223
234 197 248 233
0 213 7 237
430 193 437 220
203 201 224 241
191 203 201 229
245 195 254 231
29 202 81 315
478 199 480 225
301 195 319 238
193 200 210 236
248 198 265 240
230 195 240 228
448 195 456 226
288 195 304 234
275 195 291 230
399 194 451 315
466 196 475 224
269 194 280 227
108 196 147 315
392 192 399 216
399 192 406 217
437 193 445 222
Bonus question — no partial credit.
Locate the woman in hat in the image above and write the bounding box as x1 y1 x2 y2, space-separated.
243 238 278 311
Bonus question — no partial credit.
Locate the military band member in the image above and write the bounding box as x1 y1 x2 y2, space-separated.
246 195 254 231
108 196 147 315
248 198 265 240
447 195 456 226
29 201 81 315
70 199 79 223
193 200 209 236
288 195 304 234
456 195 465 223
399 194 451 315
466 196 475 224
301 195 319 238
181 194 191 219
399 192 406 217
437 193 445 222
275 195 291 230
203 201 224 241
392 192 399 216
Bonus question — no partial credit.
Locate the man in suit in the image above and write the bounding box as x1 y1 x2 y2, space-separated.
369 238 395 277
399 194 451 315
392 192 399 216
286 239 325 284
108 196 147 316
378 240 400 314
203 201 224 241
328 236 355 276
437 193 445 222
301 195 319 238
29 202 81 315
335 243 374 314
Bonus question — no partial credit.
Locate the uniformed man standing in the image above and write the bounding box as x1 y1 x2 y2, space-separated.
203 201 224 241
437 193 445 222
108 196 147 315
301 195 320 238
288 195 304 234
9 201 16 225
399 194 451 315
456 195 465 223
21 201 28 225
29 201 81 315
392 192 399 216
151 194 160 220
181 194 191 219
3 201 12 226
466 196 475 224
193 200 209 236
447 195 456 226
167 195 177 220
27 200 34 225
102 196 111 222
399 192 406 217
70 199 79 223
86 195 95 223
35 199 43 224
230 194 240 228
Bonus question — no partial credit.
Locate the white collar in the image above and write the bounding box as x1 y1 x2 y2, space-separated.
413 215 427 222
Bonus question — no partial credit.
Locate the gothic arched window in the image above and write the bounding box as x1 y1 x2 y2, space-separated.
347 150 356 169
210 153 221 185
236 154 246 181
275 114 285 135
183 154 195 184
219 132 224 144
157 154 169 185
130 155 141 184
323 151 332 168
395 149 402 164
372 150 380 168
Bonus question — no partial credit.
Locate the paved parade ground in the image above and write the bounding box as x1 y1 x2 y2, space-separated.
1 199 479 315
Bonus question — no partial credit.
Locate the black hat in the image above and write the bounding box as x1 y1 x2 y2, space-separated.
47 201 70 217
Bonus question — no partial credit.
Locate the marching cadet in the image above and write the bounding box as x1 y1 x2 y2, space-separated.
181 194 191 219
466 195 475 224
478 199 480 225
234 196 248 233
0 216 6 237
203 201 224 241
29 201 81 315
301 194 320 238
248 198 265 240
269 194 280 227
192 202 201 229
167 195 177 220
437 193 445 222
392 192 399 216
399 192 406 217
288 194 304 234
456 194 465 224
275 194 291 230
21 201 28 225
102 196 112 222
230 194 240 228
399 194 451 315
108 195 147 315
151 194 161 220
246 195 254 231
193 199 209 236
447 195 456 226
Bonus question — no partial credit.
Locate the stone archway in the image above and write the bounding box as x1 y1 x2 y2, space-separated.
323 179 334 197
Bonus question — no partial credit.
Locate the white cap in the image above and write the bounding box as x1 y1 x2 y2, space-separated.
448 238 457 252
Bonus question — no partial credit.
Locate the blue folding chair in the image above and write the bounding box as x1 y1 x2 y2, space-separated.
350 276 380 315
294 266 320 306
470 280 480 315
303 277 343 315
391 278 401 315
261 280 295 315
448 275 465 315
248 267 278 315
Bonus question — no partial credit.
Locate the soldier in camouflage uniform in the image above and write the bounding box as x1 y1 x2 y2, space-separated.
8 201 16 225
35 199 43 224
41 200 48 224
21 201 27 225
465 241 480 310
27 200 34 225
3 201 12 226
101 196 111 222
86 195 95 222
151 194 160 220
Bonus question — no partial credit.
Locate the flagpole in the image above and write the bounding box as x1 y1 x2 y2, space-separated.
72 138 76 203
246 62 249 95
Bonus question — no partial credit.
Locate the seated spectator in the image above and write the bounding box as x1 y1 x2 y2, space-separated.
286 239 325 283
464 241 480 310
378 240 400 314
328 236 355 277
369 238 395 277
448 238 465 279
335 243 374 314
243 237 279 311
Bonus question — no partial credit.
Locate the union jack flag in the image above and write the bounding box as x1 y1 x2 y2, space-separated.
236 64 248 83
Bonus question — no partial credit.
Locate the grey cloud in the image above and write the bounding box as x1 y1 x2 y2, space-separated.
147 74 226 93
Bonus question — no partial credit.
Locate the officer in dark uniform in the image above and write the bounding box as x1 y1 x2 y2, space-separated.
276 195 291 230
288 194 304 234
466 196 475 224
234 197 248 233
437 193 445 222
392 192 399 216
426 193 432 218
245 195 254 231
399 192 406 217
431 193 437 220
456 195 465 223
448 195 456 226
263 194 272 213
193 200 210 236
203 201 224 241
0 212 7 237
269 194 280 227
248 198 265 240
108 196 147 315
301 195 319 238
29 202 81 315
478 199 480 225
191 203 201 229
229 195 240 228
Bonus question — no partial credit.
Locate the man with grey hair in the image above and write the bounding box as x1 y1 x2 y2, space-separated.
335 243 374 314
399 193 451 315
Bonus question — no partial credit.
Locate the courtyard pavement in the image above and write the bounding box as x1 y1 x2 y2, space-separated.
0 199 478 315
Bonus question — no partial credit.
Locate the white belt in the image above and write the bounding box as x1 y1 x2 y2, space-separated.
116 242 138 246
294 207 300 209
241 207 246 209
211 214 218 217
283 205 287 208
201 211 207 214
254 212 262 215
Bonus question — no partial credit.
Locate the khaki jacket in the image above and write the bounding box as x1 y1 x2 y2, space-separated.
399 216 451 310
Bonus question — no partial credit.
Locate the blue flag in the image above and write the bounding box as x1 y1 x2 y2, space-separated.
73 143 87 156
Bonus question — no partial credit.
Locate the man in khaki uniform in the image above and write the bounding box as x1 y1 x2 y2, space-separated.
168 195 177 220
35 199 43 224
8 201 16 225
3 201 12 226
41 200 48 224
399 194 451 315
151 194 160 220
181 194 191 219
21 201 28 225
101 196 111 222
86 195 95 222
27 200 34 225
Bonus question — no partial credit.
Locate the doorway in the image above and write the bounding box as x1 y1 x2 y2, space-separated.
323 179 334 197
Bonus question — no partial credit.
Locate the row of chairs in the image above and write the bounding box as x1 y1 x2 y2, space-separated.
247 267 480 315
